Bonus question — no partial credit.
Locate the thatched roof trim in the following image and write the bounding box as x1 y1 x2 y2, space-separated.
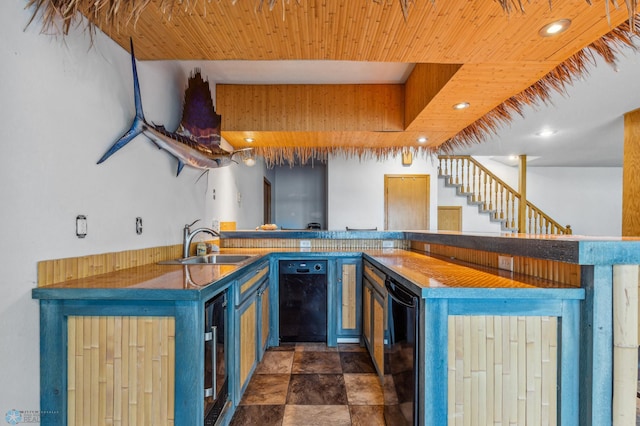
437 17 640 155
26 0 638 37
24 0 639 167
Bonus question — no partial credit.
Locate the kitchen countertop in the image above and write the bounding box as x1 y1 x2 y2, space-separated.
363 250 583 299
32 247 583 301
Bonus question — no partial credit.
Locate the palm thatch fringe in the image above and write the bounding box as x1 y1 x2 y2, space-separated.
438 17 640 154
26 0 639 36
251 145 436 167
24 0 639 166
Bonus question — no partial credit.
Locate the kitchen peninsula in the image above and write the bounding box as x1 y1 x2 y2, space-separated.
32 231 640 425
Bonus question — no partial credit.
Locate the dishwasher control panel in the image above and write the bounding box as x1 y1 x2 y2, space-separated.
279 260 327 275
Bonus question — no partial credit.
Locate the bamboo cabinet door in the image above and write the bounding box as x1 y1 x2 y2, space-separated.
237 296 257 393
335 257 362 339
363 284 372 348
371 289 385 379
258 281 270 357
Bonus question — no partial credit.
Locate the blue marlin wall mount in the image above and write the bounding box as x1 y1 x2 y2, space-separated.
98 39 250 176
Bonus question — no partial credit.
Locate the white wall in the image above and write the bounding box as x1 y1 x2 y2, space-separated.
0 2 265 415
437 157 623 236
327 154 440 231
526 167 622 236
274 163 327 229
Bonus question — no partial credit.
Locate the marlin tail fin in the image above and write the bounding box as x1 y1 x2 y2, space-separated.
97 38 146 165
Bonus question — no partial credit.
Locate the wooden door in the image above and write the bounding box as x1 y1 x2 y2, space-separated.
438 206 462 231
384 174 430 230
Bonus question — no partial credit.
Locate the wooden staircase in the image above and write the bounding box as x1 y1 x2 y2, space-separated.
438 156 572 235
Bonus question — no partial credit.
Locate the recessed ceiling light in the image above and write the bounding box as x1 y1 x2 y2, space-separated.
417 137 428 143
244 138 254 143
453 102 470 110
539 19 571 37
536 129 557 138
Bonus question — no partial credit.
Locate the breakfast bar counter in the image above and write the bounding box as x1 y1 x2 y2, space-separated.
32 231 640 425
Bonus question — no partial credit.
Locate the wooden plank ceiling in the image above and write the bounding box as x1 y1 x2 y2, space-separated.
81 0 633 162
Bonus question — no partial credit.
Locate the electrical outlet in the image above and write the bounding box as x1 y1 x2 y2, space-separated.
498 255 514 271
382 240 394 248
423 243 431 253
299 240 311 248
135 217 143 235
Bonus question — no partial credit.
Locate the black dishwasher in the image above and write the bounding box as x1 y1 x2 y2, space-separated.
279 260 327 342
384 277 419 426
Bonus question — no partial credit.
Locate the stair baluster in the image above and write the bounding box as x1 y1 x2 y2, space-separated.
438 155 571 235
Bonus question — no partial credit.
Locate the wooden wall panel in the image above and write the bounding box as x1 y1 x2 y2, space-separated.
221 238 408 250
38 245 183 287
404 63 462 127
623 108 640 236
447 315 558 425
67 316 175 426
411 242 580 286
217 84 404 132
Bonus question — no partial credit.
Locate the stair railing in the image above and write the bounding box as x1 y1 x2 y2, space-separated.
438 155 572 235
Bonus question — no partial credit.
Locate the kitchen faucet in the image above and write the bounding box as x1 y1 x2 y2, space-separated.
183 219 221 258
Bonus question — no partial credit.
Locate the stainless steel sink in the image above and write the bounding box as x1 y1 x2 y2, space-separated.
158 254 256 265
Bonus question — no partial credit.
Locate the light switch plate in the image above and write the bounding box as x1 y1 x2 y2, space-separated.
76 215 87 238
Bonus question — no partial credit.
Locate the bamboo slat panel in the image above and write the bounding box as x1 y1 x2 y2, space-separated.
341 264 357 330
221 238 408 250
612 265 639 425
217 84 404 132
67 316 175 426
622 109 640 236
38 245 182 287
363 286 372 344
447 315 558 426
411 242 580 286
97 1 629 64
240 303 257 388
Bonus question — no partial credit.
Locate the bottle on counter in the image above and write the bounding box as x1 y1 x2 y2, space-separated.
196 242 207 256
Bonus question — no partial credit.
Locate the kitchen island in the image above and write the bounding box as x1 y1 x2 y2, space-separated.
32 231 640 425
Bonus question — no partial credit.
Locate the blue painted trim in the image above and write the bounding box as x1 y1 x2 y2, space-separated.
423 298 448 426
585 265 613 426
422 287 584 300
448 298 566 316
326 259 337 347
560 299 581 425
268 257 280 348
39 300 66 425
578 240 640 265
32 288 203 301
174 300 204 424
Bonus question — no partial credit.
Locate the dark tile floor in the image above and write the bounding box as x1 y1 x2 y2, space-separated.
230 343 387 426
